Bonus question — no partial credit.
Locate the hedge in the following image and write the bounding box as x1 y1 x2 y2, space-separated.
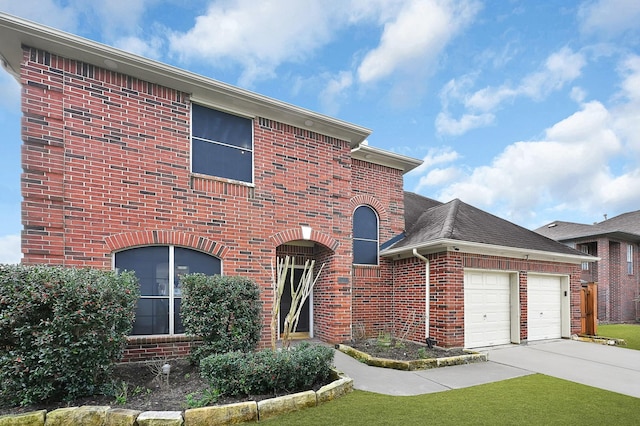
0 264 139 406
200 342 335 397
180 274 262 362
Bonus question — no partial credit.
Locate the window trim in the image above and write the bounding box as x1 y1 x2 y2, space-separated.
627 244 634 275
352 204 380 266
113 245 223 337
190 102 255 184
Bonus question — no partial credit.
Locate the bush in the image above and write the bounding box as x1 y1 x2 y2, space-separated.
200 342 334 397
0 264 139 406
181 274 262 362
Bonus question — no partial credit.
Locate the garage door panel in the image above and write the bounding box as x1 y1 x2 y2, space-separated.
464 271 511 347
528 275 561 341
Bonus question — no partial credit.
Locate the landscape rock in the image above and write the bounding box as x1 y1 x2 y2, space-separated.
184 401 257 425
137 410 183 426
0 410 46 426
257 390 316 421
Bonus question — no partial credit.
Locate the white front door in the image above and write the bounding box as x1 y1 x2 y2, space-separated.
464 271 512 347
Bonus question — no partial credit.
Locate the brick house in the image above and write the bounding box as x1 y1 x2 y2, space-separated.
1 14 593 360
535 212 640 323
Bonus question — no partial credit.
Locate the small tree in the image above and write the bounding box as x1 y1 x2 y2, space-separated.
271 256 324 349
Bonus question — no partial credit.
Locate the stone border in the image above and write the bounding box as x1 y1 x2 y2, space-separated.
0 370 353 426
336 344 487 371
572 334 627 346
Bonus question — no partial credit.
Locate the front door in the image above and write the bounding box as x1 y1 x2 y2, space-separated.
279 267 311 337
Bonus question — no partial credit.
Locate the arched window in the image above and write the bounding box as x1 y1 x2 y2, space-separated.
115 246 221 335
353 205 379 265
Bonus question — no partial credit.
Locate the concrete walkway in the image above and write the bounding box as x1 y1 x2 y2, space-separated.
332 339 640 398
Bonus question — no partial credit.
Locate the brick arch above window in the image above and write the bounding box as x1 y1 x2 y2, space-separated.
105 231 229 258
349 195 387 220
269 228 339 252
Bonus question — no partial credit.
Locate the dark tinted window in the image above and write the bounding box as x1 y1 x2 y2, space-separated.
115 246 221 335
353 206 379 265
192 104 253 182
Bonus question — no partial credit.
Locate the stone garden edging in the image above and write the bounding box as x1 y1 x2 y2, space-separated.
0 370 353 426
336 343 487 370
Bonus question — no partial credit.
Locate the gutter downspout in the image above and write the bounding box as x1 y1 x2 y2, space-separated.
412 249 430 340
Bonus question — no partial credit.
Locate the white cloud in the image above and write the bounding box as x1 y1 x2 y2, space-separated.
579 0 640 37
357 0 481 84
319 71 354 116
0 234 21 265
0 0 79 32
114 35 165 61
437 47 587 136
0 70 20 110
416 166 461 189
168 0 343 86
435 111 494 136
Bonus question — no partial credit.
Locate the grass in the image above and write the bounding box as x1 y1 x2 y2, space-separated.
598 323 640 350
264 374 638 425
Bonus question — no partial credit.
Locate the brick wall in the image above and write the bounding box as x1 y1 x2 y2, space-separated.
20 46 354 357
373 251 582 348
350 157 406 341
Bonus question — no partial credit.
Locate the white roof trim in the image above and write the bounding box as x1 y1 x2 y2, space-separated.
381 238 599 264
351 144 423 174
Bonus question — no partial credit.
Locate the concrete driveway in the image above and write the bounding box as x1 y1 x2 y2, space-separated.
485 339 640 398
332 339 640 398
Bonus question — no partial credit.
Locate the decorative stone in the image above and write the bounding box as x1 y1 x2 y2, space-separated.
184 401 257 425
316 377 353 404
0 410 46 426
45 406 109 426
136 411 183 426
105 408 142 426
257 390 316 421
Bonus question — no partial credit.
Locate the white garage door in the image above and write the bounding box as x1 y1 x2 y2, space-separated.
464 271 511 347
527 275 562 341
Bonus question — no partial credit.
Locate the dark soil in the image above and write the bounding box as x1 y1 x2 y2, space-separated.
0 339 463 416
342 338 467 360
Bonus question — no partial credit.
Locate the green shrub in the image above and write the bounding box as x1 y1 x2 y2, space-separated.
0 264 139 406
180 274 262 362
200 342 334 397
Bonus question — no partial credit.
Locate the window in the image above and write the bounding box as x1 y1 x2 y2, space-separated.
580 244 590 271
191 103 253 183
628 244 634 275
353 205 379 265
115 246 221 335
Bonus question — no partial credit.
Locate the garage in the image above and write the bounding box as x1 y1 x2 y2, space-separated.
464 271 513 347
527 274 563 341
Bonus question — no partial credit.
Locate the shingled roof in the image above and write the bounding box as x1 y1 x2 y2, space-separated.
535 210 640 243
382 192 589 262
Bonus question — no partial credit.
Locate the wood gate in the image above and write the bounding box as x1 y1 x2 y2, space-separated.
580 282 598 335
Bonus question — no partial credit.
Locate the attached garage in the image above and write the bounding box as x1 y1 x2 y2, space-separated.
527 274 570 341
464 271 518 347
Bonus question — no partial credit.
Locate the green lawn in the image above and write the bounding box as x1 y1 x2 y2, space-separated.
264 375 638 425
598 323 640 350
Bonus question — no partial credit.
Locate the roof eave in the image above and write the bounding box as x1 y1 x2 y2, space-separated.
351 144 423 174
380 238 599 264
0 12 371 146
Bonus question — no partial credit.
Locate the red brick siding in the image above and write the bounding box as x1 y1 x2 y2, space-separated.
20 46 354 357
381 252 581 348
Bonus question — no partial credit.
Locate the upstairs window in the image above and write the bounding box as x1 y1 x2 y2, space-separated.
353 205 379 265
191 103 253 183
628 244 634 275
115 246 221 335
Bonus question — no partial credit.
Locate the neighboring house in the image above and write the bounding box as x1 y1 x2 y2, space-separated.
535 212 640 323
0 14 593 361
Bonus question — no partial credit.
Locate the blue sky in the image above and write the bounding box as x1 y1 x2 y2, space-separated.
1 0 639 264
